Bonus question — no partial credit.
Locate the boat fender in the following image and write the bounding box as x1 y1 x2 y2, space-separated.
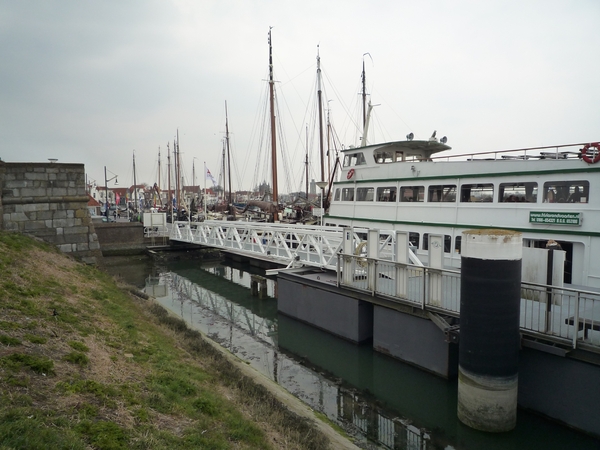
581 142 600 164
347 168 355 179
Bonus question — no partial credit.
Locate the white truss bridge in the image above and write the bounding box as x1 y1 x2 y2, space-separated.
154 219 417 270
144 218 600 352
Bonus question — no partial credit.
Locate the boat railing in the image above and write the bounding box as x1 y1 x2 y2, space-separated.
430 142 586 162
337 253 600 352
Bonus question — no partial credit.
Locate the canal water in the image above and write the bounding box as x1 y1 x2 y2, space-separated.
105 255 600 450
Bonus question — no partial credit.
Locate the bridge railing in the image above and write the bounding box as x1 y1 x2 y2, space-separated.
338 253 600 351
170 220 363 269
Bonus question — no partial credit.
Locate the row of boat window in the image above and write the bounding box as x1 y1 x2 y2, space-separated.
334 181 590 204
343 149 425 166
408 234 564 256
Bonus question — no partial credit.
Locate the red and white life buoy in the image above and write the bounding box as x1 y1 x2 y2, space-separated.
347 168 355 179
581 142 600 164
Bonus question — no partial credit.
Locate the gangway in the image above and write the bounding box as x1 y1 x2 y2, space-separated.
165 219 420 270
146 217 600 352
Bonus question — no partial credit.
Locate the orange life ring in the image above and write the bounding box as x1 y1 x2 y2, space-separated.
347 168 355 179
582 142 600 164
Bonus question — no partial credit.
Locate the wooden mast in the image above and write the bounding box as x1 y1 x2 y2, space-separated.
305 125 309 200
316 46 325 183
268 28 278 206
221 139 226 204
158 147 161 189
167 142 172 221
175 130 180 216
133 151 138 213
225 101 232 207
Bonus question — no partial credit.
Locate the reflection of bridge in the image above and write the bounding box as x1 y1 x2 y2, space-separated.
167 272 277 342
158 220 600 353
155 270 435 449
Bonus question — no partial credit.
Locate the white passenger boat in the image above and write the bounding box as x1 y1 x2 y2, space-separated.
325 139 600 288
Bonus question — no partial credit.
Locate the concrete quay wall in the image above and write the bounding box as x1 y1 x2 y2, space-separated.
94 221 156 255
0 161 101 264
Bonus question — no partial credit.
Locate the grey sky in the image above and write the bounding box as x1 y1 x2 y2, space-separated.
1 1 599 193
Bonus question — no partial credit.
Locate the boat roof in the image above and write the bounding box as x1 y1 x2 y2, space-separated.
342 140 452 158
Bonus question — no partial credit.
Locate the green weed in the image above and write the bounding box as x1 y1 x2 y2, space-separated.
0 334 21 346
68 341 89 352
63 351 89 366
0 353 54 375
25 334 47 344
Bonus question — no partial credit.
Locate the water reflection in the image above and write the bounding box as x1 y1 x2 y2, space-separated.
142 260 599 450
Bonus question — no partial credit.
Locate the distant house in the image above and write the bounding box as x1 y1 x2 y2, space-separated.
87 194 102 216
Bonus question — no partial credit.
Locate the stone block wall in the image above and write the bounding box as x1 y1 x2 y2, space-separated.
0 161 102 264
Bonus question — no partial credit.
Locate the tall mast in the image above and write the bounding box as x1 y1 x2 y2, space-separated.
326 106 331 183
175 130 180 215
225 101 232 206
221 139 226 204
305 125 309 201
361 53 373 147
133 151 138 213
268 28 278 204
167 142 172 220
361 55 367 131
157 147 161 189
316 46 325 182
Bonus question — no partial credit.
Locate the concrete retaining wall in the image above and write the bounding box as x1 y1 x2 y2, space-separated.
0 161 101 264
94 221 154 255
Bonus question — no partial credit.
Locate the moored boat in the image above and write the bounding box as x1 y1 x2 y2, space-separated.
325 139 600 288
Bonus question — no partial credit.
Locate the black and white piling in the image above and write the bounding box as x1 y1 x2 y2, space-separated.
457 229 522 432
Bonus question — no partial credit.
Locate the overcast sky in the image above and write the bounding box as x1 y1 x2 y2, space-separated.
1 1 599 194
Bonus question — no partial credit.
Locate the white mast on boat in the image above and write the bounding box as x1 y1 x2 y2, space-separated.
361 53 374 147
268 27 278 207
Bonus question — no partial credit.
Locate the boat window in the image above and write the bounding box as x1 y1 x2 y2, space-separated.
423 233 452 253
455 236 462 254
356 187 374 201
409 232 419 250
343 152 367 167
460 183 494 202
428 185 457 202
543 181 589 203
341 188 354 201
334 188 340 201
373 150 404 163
499 182 537 203
374 150 394 163
376 187 397 202
400 186 424 202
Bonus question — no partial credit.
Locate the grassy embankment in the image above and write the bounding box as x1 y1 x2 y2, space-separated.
0 231 342 449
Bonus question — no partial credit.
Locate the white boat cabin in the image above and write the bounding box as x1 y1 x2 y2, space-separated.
326 140 600 288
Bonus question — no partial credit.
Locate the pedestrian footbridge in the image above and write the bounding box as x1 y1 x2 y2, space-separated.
144 217 600 353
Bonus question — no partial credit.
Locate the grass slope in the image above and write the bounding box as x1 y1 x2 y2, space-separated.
0 231 334 450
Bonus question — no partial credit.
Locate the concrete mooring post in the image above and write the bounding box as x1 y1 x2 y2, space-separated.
457 229 522 432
